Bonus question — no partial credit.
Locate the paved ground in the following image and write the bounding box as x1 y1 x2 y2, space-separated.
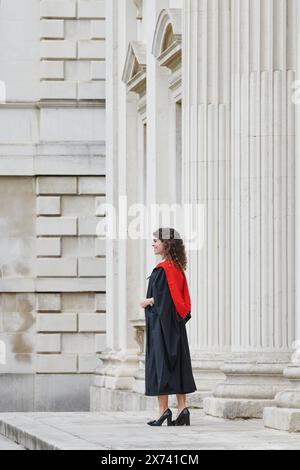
0 410 300 450
0 434 24 450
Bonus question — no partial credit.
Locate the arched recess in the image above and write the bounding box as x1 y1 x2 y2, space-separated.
152 8 182 70
152 8 183 205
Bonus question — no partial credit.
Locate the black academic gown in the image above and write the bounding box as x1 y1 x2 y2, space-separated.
144 267 197 396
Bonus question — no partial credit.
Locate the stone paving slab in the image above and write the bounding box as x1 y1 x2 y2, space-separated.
0 410 300 450
0 434 25 450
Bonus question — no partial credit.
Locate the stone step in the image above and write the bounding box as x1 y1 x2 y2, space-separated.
0 433 25 450
0 413 105 450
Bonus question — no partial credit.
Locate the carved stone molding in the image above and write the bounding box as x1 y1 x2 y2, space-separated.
133 0 143 20
122 41 146 96
152 9 182 70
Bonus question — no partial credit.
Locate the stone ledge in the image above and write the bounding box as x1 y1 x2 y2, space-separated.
263 407 300 432
0 155 105 176
0 415 100 450
203 397 276 419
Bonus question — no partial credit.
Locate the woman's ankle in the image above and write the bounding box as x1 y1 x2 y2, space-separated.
177 406 187 414
159 406 169 414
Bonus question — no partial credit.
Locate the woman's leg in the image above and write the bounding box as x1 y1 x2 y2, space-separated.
157 395 169 418
176 394 186 417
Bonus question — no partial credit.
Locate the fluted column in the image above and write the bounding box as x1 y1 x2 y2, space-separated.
182 0 231 404
263 0 300 432
204 0 296 419
91 0 141 410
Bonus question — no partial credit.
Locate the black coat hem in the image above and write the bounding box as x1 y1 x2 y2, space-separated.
145 388 197 397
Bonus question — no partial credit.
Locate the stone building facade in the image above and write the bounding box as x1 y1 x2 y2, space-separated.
0 0 106 411
90 0 300 433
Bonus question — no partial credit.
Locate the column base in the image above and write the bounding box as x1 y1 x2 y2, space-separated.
264 407 300 432
263 362 300 432
93 348 140 390
90 386 210 412
91 348 226 411
203 397 275 419
203 352 291 419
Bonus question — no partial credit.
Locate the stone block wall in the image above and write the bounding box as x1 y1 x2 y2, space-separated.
0 174 106 410
0 0 106 411
35 175 106 376
40 0 105 101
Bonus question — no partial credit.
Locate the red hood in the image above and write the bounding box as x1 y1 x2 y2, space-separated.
155 258 191 320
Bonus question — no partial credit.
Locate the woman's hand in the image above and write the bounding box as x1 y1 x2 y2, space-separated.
140 297 154 308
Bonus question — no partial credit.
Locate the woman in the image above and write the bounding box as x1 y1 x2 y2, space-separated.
140 227 197 426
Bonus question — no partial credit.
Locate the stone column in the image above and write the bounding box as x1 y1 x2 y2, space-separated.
182 0 232 405
263 0 300 432
145 0 169 237
90 0 141 411
204 0 296 419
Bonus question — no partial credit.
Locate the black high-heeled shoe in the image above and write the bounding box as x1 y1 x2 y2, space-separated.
172 407 190 426
147 408 173 426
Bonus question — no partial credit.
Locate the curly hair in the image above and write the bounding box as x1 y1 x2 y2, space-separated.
153 227 187 272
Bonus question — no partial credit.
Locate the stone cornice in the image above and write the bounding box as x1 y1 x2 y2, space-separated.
0 100 105 109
